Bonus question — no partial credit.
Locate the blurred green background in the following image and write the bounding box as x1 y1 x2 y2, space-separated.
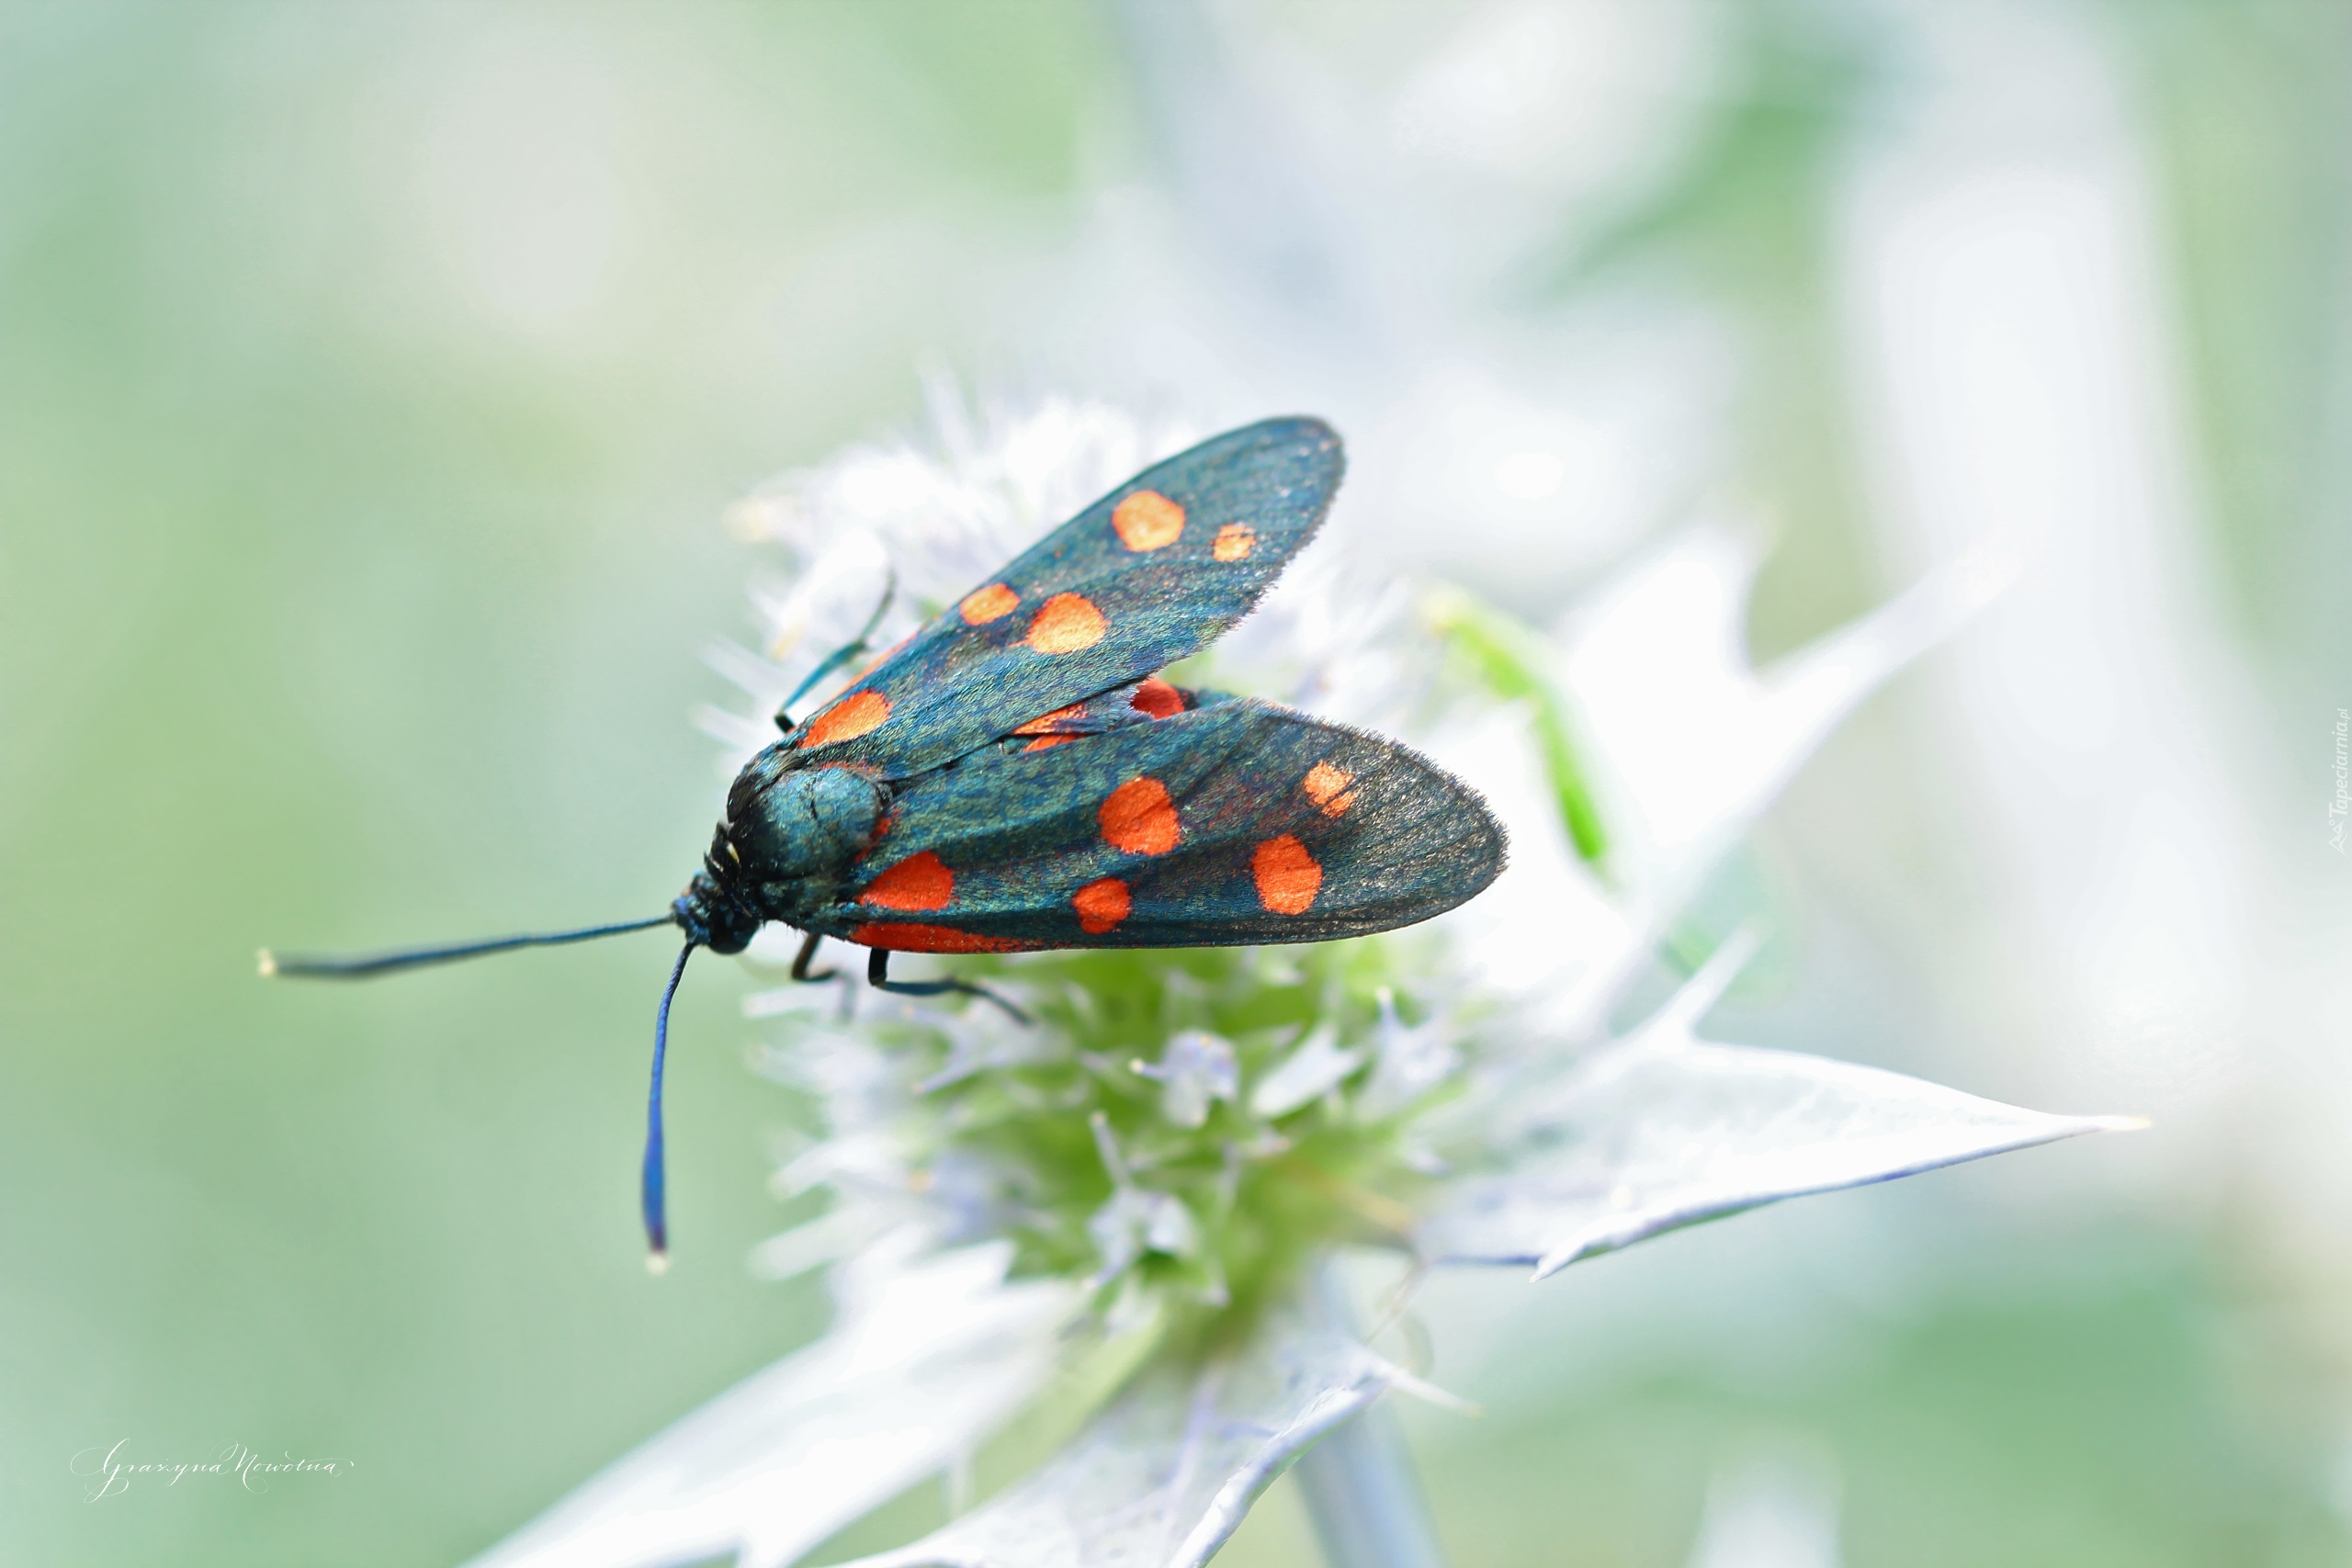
4 3 2347 1565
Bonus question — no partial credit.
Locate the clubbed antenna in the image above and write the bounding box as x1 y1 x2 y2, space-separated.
642 942 696 1273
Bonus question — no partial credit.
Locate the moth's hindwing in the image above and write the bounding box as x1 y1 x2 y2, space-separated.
787 417 1343 780
815 696 1506 952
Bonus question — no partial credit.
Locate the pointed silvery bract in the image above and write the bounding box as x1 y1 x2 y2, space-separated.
835 1303 1391 1568
1419 936 2141 1280
467 1240 1080 1568
1562 530 2005 885
1444 526 2009 1038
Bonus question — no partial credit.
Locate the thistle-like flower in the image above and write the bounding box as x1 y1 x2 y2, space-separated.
474 392 2131 1568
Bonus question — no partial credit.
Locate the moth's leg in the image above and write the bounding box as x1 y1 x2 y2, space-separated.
775 569 899 732
788 931 836 984
866 947 1031 1024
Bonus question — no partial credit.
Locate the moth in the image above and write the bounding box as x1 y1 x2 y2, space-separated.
267 417 1506 1264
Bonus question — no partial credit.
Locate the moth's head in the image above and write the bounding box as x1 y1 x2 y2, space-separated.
671 864 757 954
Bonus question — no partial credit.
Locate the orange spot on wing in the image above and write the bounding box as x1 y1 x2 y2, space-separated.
1212 524 1256 561
1113 490 1185 551
1012 703 1083 736
1072 876 1131 934
797 689 890 748
1302 761 1356 817
1100 776 1180 856
1252 834 1321 915
1023 733 1082 752
960 583 1018 624
858 850 954 911
851 921 1032 953
1129 677 1183 719
1026 593 1107 654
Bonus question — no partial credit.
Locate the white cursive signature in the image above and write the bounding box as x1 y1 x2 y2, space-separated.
71 1440 356 1500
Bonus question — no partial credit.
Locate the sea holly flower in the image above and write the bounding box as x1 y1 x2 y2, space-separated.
473 396 2128 1568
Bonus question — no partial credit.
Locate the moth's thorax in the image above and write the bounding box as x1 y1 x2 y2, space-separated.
729 754 886 879
673 751 887 953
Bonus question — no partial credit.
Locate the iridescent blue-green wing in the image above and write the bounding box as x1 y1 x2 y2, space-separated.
785 418 1342 780
809 696 1505 951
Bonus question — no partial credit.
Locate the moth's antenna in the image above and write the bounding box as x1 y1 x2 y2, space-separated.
258 916 675 980
777 567 899 728
642 942 695 1274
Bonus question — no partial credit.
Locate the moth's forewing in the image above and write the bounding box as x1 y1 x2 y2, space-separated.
789 417 1343 780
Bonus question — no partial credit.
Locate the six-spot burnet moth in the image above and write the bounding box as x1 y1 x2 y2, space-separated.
264 417 1507 1268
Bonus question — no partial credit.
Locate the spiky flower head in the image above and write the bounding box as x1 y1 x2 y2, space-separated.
476 391 2129 1568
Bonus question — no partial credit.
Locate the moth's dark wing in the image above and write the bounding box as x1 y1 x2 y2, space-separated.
787 418 1343 780
813 698 1505 951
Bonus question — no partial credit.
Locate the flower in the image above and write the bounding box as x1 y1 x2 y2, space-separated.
471 393 2129 1568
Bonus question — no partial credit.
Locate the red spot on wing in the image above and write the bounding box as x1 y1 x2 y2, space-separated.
1015 701 1089 751
1129 677 1184 719
1212 524 1256 561
1026 593 1107 654
851 922 1035 953
798 690 890 748
960 583 1018 624
1302 761 1356 816
1100 777 1180 856
1072 876 1131 934
1113 490 1184 551
1013 703 1084 736
1252 834 1321 915
858 850 954 911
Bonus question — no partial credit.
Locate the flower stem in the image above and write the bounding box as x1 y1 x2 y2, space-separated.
1294 1398 1451 1568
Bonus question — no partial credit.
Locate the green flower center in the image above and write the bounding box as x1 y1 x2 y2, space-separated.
792 939 1463 1328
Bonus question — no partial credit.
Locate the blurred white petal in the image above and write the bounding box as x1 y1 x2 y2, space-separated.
1445 525 2005 1033
1420 938 2134 1280
469 1239 1080 1568
1685 1450 1843 1568
1249 1023 1366 1119
1564 528 2005 882
1427 696 1633 1018
746 1206 884 1283
1356 988 1462 1122
1131 1031 1239 1129
839 1305 1389 1568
